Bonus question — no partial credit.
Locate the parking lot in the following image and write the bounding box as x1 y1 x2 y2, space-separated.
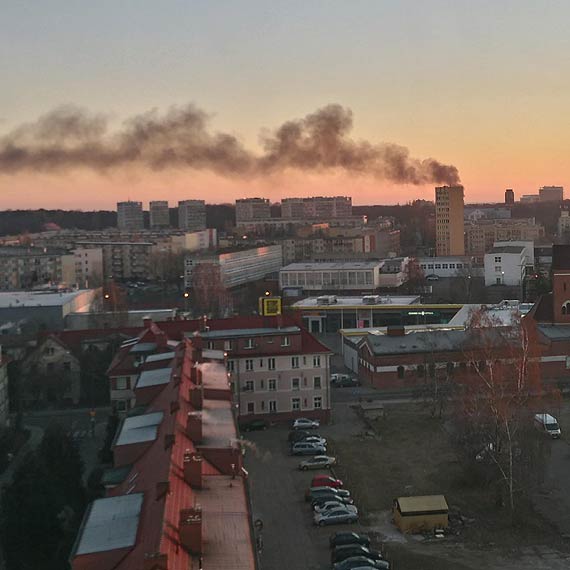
245 401 570 570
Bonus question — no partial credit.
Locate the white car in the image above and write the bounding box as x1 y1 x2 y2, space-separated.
314 505 358 526
293 418 320 430
314 501 357 515
298 455 336 471
300 435 327 446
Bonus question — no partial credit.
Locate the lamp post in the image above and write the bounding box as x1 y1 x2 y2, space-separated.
183 291 189 313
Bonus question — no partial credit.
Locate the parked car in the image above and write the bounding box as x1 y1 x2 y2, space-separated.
298 435 327 446
288 429 310 443
299 455 336 471
291 441 326 456
311 474 343 488
314 501 358 515
241 419 268 432
332 545 383 564
426 274 440 281
292 418 320 430
333 557 390 570
330 532 371 549
305 486 351 502
331 374 360 388
313 495 354 508
314 505 358 526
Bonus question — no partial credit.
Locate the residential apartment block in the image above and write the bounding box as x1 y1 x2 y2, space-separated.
282 196 352 219
484 242 534 287
149 200 170 228
235 197 271 223
197 324 332 423
117 201 144 230
464 218 544 257
72 337 255 570
178 200 206 232
435 185 465 256
184 244 283 289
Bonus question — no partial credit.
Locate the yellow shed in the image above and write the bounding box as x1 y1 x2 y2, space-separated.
393 495 449 533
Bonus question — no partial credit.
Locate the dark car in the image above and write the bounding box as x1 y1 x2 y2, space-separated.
332 545 383 564
333 556 390 570
339 377 360 388
288 429 310 443
305 486 351 502
312 495 354 509
330 532 371 549
241 419 268 432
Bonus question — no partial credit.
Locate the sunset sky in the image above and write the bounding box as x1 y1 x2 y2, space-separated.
2 0 570 209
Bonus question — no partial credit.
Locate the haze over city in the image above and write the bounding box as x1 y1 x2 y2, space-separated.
2 0 570 209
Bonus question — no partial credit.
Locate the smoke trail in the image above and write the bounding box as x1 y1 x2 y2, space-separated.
0 103 460 185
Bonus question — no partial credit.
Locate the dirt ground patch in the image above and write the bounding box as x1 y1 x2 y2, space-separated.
328 403 570 554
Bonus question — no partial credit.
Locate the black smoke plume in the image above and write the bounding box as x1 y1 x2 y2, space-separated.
0 103 460 185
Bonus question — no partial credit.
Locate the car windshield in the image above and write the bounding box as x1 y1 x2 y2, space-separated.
546 422 559 430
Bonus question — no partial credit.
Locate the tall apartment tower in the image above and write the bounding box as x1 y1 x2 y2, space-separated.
505 189 515 205
117 201 144 230
435 185 465 256
149 200 170 228
235 198 271 223
178 200 206 231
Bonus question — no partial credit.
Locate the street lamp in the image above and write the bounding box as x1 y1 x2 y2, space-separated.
183 291 189 312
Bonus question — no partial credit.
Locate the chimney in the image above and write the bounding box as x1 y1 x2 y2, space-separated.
179 507 202 554
183 450 203 488
156 481 170 500
186 412 202 443
189 386 203 410
387 326 406 337
143 317 152 329
143 553 168 570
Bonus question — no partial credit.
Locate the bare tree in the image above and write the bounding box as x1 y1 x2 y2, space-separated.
191 262 232 318
454 308 548 516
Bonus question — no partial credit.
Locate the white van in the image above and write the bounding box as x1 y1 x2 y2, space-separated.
534 413 561 439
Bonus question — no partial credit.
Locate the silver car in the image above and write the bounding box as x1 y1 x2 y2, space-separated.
291 441 326 456
298 455 336 471
314 505 358 526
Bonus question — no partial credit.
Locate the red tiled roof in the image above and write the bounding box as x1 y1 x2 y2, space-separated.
73 337 255 570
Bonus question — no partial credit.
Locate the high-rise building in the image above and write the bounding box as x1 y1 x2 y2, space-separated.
117 201 143 230
149 200 170 228
178 200 206 231
435 185 465 256
539 186 564 202
235 198 271 223
505 188 515 205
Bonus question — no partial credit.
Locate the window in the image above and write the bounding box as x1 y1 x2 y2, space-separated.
495 265 502 272
449 263 456 269
281 336 290 347
291 398 300 411
397 366 405 379
456 263 463 269
259 379 265 390
116 377 129 390
116 400 128 412
435 264 441 269
314 396 322 409
417 364 425 377
291 356 300 369
244 338 254 349
292 378 300 391
268 378 277 391
207 341 214 350
313 355 321 367
46 346 55 356
227 360 235 373
259 359 264 368
269 400 277 413
224 340 233 351
268 357 276 370
442 264 448 269
244 380 254 392
494 256 502 263
246 402 255 414
313 376 322 389
245 359 254 371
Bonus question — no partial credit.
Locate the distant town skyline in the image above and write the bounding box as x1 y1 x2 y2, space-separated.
2 1 570 209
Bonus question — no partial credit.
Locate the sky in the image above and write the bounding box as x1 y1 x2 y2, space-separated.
1 0 570 209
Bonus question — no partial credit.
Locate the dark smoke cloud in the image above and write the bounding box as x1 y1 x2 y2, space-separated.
0 103 460 185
